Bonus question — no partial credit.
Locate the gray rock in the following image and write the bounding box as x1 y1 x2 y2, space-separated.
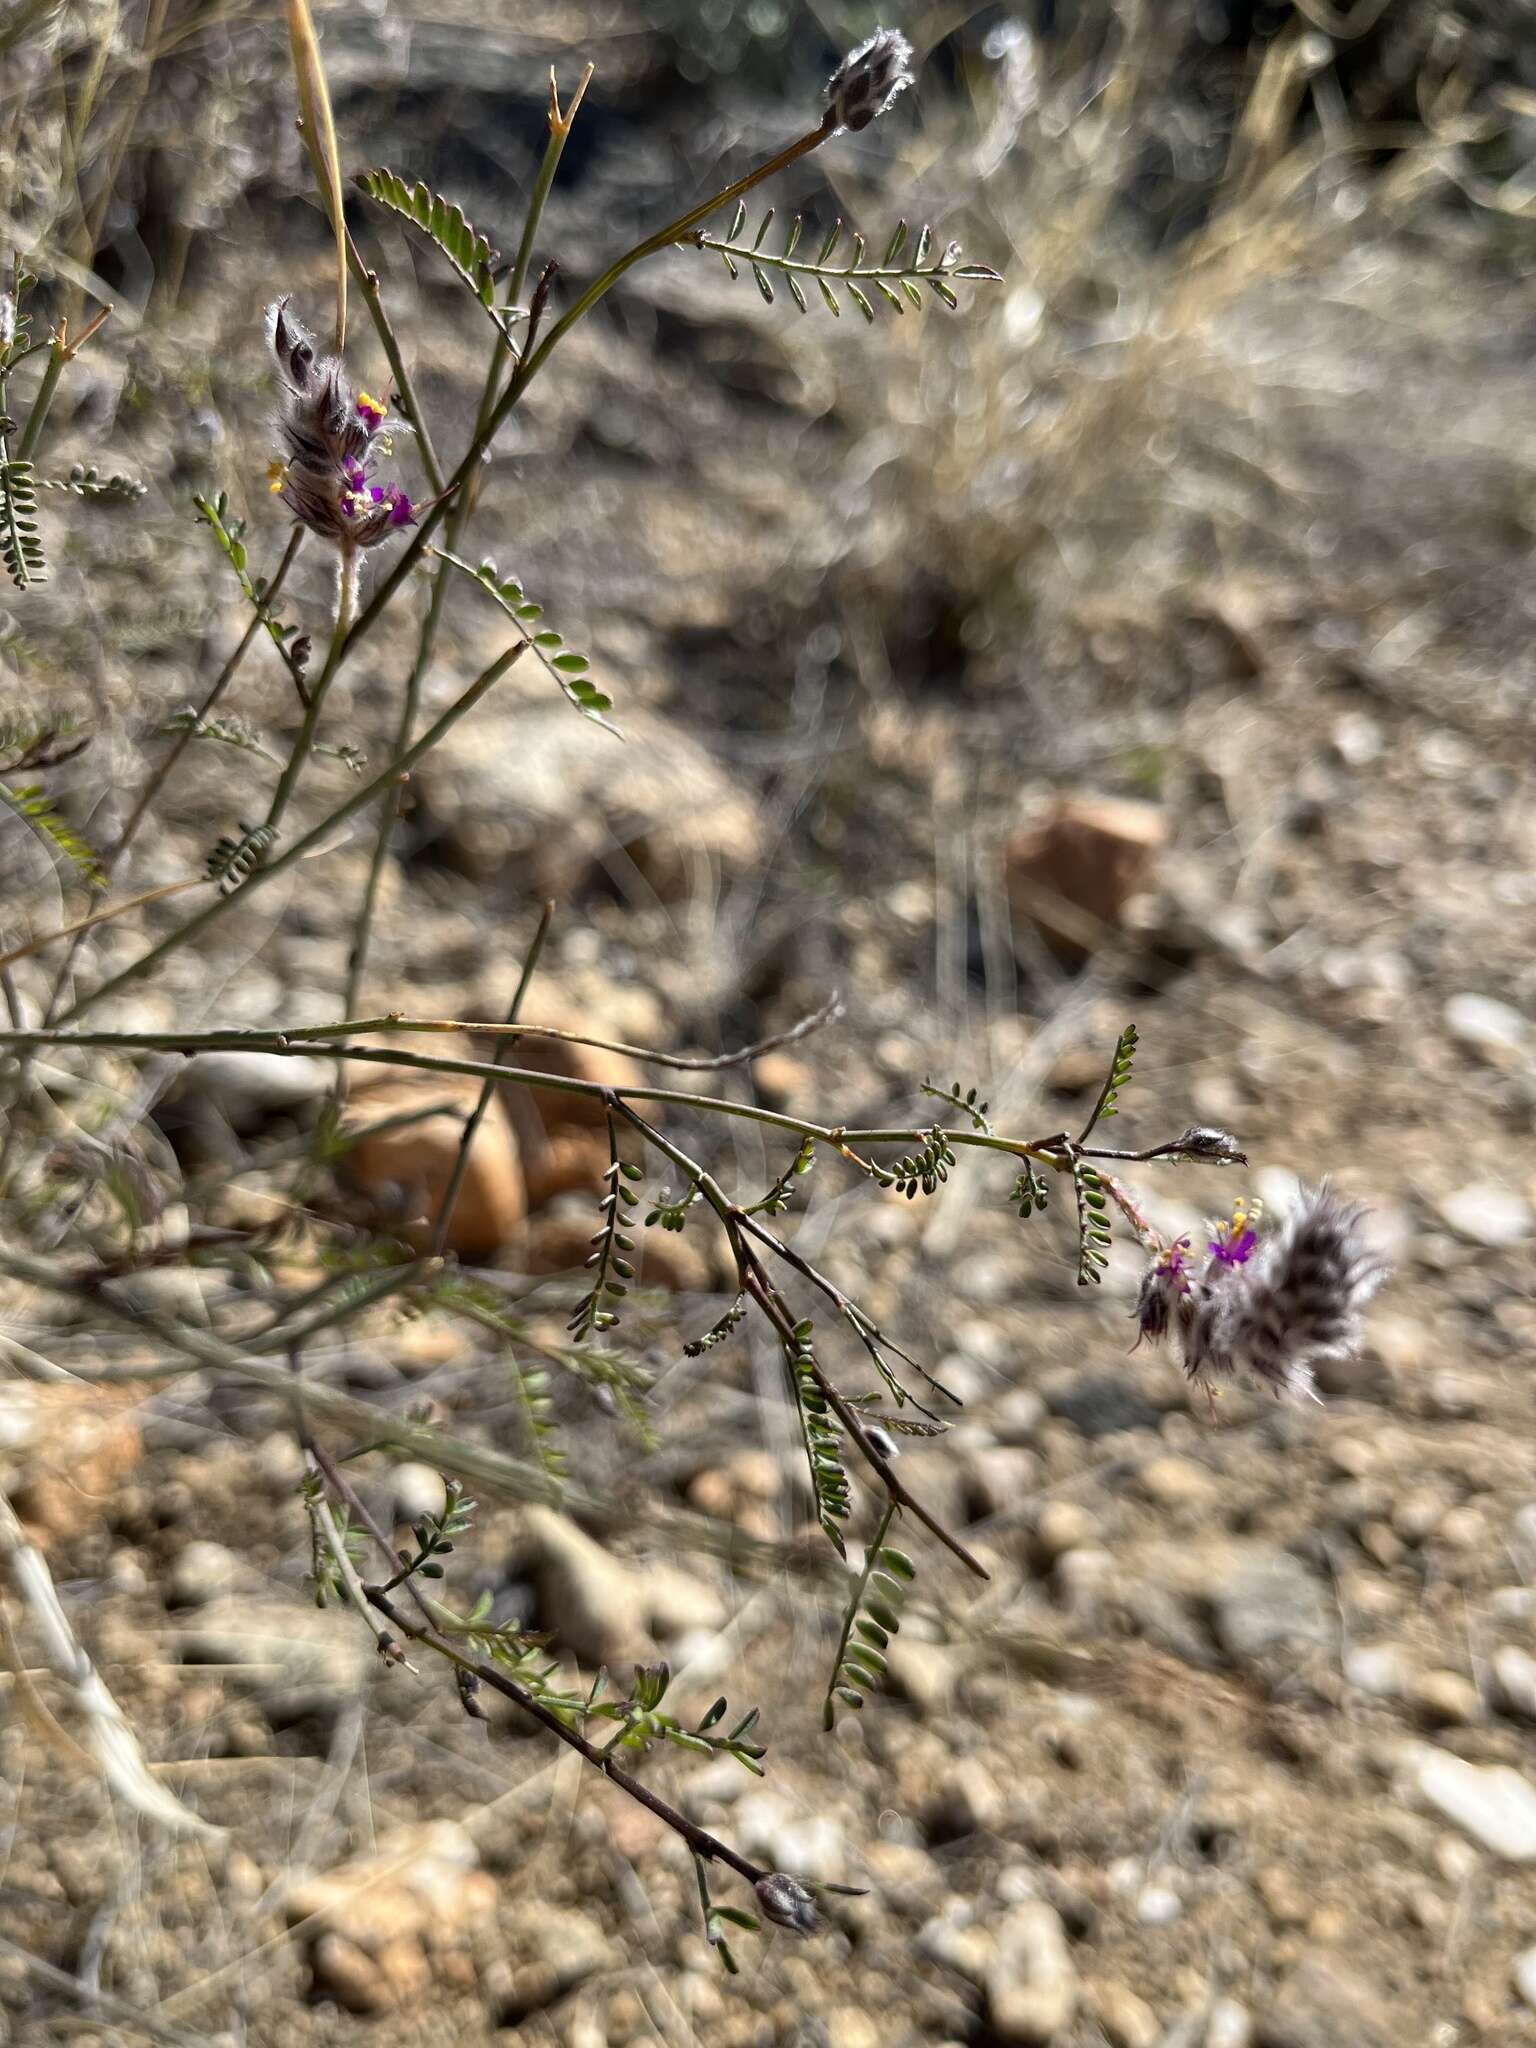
1436 1182 1533 1249
1342 1643 1410 1698
1406 1668 1482 1728
497 1906 616 2022
1093 1981 1159 2048
526 1907 614 1992
1208 1548 1330 1664
519 1507 655 1667
963 1445 1042 1521
643 1561 727 1642
163 1049 330 1133
1513 1946 1536 2012
1332 712 1384 767
990 1388 1048 1445
1206 1997 1254 2048
1493 1645 1536 1722
390 1462 448 1524
1258 1957 1393 2048
916 1906 990 1980
168 1539 239 1609
735 1791 843 1880
1042 1372 1161 1439
925 1758 1005 1842
986 1900 1078 2044
413 702 763 903
1135 1883 1183 1926
1443 992 1528 1061
884 1635 959 1717
174 1598 369 1718
1408 1746 1536 1860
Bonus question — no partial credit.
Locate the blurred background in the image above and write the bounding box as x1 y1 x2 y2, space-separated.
3 1 1536 2043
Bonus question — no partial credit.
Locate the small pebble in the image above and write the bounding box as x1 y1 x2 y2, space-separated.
1443 992 1528 1062
1436 1182 1533 1250
1344 1644 1409 1698
1494 1646 1536 1722
1408 1669 1482 1729
1136 1884 1183 1926
1205 1997 1254 2048
1411 1749 1536 1861
1034 1501 1099 1562
169 1540 238 1609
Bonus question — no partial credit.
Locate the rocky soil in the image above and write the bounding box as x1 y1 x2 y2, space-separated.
3 7 1536 2045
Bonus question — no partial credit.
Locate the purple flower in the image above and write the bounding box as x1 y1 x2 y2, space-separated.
267 301 415 549
1204 1199 1260 1281
1166 1186 1387 1404
1131 1236 1193 1349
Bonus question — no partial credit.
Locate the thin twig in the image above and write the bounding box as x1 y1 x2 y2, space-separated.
377 1578 766 1884
51 644 525 1026
608 1100 988 1581
0 878 207 974
32 522 305 1042
1 1024 1075 1169
304 1438 767 1885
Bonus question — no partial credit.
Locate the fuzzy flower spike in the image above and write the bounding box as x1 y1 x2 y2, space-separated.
266 299 414 548
825 28 914 133
1135 1185 1386 1405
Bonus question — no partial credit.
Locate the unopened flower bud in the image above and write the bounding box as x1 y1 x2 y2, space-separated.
862 1423 899 1462
1168 1125 1248 1166
825 28 914 133
754 1871 818 1935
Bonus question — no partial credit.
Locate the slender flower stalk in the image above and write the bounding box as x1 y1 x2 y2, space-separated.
335 62 589 1013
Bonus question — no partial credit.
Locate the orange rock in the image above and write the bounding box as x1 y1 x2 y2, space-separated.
1006 794 1167 957
3 1383 144 1541
343 1061 524 1258
521 1206 715 1292
495 1006 646 1136
520 1127 611 1212
289 1821 493 2013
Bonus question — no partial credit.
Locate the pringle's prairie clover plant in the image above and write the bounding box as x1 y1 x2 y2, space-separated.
0 16 1383 1968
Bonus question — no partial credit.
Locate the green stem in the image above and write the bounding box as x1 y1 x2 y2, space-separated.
507 115 835 405
338 544 449 1015
51 643 524 1025
339 71 592 1013
346 234 445 495
509 66 593 318
15 340 65 462
337 115 838 665
37 526 305 1035
2 1023 1073 1170
360 1577 766 1885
